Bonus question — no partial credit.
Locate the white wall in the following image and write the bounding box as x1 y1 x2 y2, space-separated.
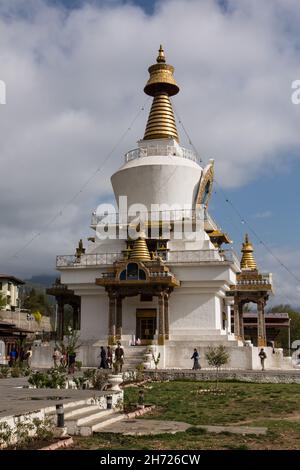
0 280 19 310
169 291 220 333
80 294 108 342
111 155 201 211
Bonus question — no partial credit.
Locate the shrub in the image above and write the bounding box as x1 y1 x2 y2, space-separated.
205 345 230 387
83 368 97 381
135 363 145 381
92 370 107 390
185 426 207 435
32 417 53 441
73 376 86 389
11 366 21 378
0 421 13 447
0 366 10 378
28 369 66 389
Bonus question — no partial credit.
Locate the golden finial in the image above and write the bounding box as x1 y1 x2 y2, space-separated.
129 236 151 261
157 45 165 63
75 238 85 259
240 234 257 271
143 46 179 141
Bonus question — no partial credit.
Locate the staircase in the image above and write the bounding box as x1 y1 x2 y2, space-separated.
123 346 147 370
64 404 124 436
47 400 124 437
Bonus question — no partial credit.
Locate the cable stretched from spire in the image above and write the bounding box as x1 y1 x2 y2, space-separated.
3 98 150 262
173 105 300 285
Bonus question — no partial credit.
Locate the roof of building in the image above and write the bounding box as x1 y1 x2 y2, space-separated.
0 274 25 285
0 320 31 335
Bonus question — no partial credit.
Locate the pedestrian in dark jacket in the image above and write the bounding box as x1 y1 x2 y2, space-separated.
259 348 267 371
106 346 112 369
98 346 107 369
191 348 201 370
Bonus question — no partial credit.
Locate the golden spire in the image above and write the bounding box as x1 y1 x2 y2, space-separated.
129 237 151 261
240 234 257 271
143 45 179 141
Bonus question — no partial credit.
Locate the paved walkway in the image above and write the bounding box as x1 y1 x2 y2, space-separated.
99 418 267 436
0 377 110 418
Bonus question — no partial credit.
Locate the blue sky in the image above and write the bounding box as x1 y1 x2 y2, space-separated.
0 0 300 305
46 0 156 14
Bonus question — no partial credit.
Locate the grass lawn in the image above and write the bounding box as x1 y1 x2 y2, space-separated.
72 380 300 450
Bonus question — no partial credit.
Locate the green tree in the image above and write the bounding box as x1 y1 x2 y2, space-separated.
0 293 6 309
57 327 82 365
268 304 300 351
205 345 230 388
23 288 52 317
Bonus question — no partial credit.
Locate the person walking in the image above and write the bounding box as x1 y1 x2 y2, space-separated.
52 348 61 368
60 351 67 368
25 347 32 368
106 346 112 369
98 346 107 369
9 347 17 367
114 342 124 373
259 348 267 371
191 348 201 370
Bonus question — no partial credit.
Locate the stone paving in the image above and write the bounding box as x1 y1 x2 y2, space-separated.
99 418 267 436
0 377 111 418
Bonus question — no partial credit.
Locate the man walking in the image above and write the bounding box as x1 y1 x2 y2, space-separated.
114 342 124 373
191 348 201 370
259 348 267 371
98 346 107 369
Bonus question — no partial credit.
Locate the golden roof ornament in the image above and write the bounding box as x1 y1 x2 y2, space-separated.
156 44 165 63
240 234 257 271
129 236 151 261
75 239 85 258
143 45 179 141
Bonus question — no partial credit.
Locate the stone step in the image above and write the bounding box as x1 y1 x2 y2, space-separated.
66 408 115 435
45 398 100 417
91 412 125 433
168 338 240 345
125 358 145 363
123 350 145 356
64 404 101 420
80 412 125 436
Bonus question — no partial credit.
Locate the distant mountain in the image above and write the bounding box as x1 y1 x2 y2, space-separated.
24 274 57 289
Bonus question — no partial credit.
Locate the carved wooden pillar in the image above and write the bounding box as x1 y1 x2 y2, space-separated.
238 303 244 341
158 292 165 345
233 300 240 340
72 303 80 331
116 296 123 340
108 292 116 345
164 293 169 340
257 300 267 347
57 299 64 340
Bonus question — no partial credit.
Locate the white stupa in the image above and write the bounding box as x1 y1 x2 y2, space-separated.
57 46 288 370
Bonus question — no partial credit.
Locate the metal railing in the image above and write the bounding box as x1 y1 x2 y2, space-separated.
236 273 272 287
91 207 205 227
56 249 239 268
56 253 122 267
167 249 239 265
124 145 201 165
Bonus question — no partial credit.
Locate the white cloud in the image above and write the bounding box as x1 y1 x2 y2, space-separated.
0 0 300 303
255 244 300 307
